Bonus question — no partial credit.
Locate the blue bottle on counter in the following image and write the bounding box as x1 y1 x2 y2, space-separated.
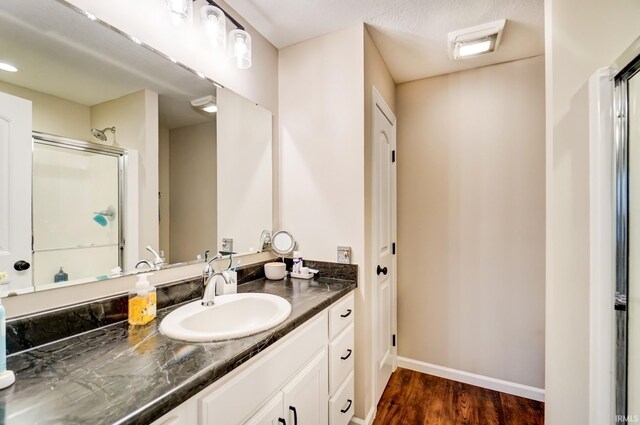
54 267 68 283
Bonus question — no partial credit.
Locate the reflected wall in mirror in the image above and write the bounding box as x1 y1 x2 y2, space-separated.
0 0 273 294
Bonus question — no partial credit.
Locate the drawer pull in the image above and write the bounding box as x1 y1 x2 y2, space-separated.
340 309 352 318
340 349 353 360
278 419 287 425
289 406 298 425
341 399 353 414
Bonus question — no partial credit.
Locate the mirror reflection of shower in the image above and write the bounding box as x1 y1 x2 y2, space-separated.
93 205 116 227
91 126 116 143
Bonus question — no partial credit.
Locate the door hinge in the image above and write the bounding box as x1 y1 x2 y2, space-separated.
392 150 396 163
392 334 396 347
392 242 396 255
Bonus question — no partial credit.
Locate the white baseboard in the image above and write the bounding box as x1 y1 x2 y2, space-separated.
349 405 376 425
397 357 545 402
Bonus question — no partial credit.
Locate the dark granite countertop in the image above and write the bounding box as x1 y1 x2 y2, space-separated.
1 277 356 424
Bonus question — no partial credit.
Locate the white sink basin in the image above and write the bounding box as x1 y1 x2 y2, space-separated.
159 293 292 342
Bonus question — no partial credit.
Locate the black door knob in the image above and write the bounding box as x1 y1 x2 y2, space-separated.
377 265 388 276
14 260 30 271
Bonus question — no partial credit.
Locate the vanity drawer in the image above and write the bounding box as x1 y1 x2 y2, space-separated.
329 323 354 395
329 372 354 425
329 292 354 340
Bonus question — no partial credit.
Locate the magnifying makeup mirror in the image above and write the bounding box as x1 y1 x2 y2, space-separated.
271 231 296 256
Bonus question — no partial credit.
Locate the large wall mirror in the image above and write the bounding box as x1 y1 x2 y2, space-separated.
0 0 273 294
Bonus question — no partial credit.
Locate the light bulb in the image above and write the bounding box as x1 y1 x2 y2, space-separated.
234 35 247 57
228 29 251 69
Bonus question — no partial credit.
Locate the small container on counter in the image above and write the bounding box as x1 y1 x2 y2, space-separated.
128 273 157 326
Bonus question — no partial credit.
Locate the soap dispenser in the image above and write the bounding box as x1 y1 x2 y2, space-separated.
54 267 68 283
128 273 157 326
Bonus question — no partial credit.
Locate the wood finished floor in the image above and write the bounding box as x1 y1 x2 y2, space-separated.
372 368 544 425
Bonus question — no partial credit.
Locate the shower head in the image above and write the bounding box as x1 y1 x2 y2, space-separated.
91 127 116 142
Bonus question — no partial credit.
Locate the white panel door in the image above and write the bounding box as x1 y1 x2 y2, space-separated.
0 91 32 292
372 88 397 403
282 349 328 425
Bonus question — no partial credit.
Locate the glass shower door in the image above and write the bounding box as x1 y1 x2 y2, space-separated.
32 136 122 288
615 49 640 421
627 66 640 420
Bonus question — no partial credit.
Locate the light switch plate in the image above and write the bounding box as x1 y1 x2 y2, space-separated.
337 246 351 264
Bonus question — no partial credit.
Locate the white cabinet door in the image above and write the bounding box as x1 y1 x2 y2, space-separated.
0 91 32 292
282 349 328 425
245 392 285 425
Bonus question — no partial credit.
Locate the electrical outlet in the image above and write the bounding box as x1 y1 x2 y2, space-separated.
337 246 351 264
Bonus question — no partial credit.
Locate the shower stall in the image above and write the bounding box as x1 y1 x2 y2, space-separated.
31 132 124 288
614 38 640 422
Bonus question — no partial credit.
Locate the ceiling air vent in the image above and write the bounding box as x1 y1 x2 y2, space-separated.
448 19 506 60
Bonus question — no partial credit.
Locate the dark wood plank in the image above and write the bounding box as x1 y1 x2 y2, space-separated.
500 392 545 425
373 368 544 425
373 368 414 425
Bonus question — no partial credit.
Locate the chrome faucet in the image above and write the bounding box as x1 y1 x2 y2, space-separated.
135 246 164 270
145 245 165 270
258 230 271 253
135 260 154 269
202 271 230 306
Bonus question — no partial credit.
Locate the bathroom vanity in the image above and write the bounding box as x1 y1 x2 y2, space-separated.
1 274 356 424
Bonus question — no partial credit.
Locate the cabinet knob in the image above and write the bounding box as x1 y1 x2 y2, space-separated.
376 265 387 276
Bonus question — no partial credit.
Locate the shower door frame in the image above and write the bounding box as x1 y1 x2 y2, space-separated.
31 131 125 271
613 37 640 421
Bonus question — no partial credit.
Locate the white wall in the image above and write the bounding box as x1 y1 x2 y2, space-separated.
279 23 367 417
545 1 640 423
169 121 217 262
396 56 546 390
159 125 171 261
0 80 89 141
90 89 159 268
217 88 272 253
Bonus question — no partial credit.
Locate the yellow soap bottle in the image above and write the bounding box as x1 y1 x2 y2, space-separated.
128 273 157 325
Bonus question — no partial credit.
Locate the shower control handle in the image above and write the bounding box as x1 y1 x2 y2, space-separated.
14 260 30 271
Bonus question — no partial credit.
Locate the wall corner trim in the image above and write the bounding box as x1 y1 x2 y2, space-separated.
349 405 377 425
397 357 545 402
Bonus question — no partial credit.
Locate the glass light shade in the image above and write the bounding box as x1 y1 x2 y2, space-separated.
228 29 252 69
201 5 227 50
166 0 192 25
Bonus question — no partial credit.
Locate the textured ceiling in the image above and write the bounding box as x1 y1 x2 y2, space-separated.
225 0 544 82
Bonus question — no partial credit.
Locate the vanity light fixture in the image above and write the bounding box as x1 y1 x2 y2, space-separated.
448 19 506 60
191 95 217 113
166 0 193 25
165 0 252 69
0 62 18 73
